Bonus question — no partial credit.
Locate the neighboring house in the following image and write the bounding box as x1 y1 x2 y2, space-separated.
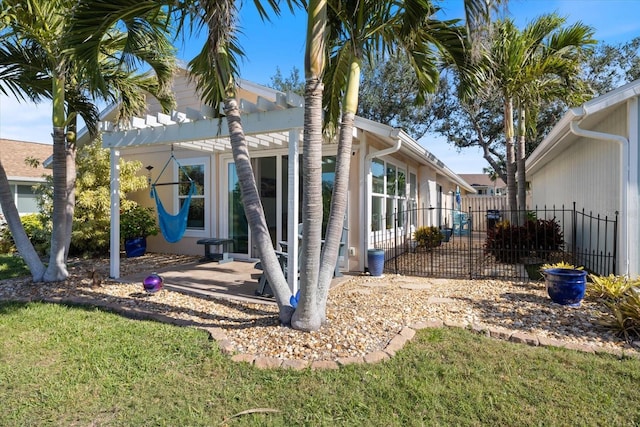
526 79 640 277
98 67 476 281
0 139 51 218
458 173 505 196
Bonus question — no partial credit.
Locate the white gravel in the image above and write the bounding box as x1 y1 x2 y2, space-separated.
1 257 638 362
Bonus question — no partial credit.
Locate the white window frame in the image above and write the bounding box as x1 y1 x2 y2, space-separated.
370 157 410 242
173 156 210 238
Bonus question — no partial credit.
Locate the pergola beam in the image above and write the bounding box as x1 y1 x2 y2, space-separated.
103 107 304 149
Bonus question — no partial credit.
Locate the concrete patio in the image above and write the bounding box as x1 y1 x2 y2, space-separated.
119 258 353 305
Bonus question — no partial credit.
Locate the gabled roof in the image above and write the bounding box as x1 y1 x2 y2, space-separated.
0 139 52 181
527 79 640 174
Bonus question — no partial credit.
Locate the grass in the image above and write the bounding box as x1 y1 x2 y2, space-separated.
1 302 640 426
0 253 30 279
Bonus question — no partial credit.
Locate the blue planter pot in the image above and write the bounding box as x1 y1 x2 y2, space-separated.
441 228 453 242
544 268 587 307
367 249 385 277
124 237 147 258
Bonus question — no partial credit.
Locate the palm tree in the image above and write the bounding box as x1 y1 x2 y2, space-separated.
0 0 175 281
488 15 595 219
304 0 477 327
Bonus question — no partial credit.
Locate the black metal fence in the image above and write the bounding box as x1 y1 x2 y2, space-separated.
371 204 618 281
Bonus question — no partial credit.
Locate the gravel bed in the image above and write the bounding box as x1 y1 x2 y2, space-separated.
1 254 638 362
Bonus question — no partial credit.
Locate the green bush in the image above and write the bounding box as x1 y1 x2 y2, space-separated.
0 214 50 256
484 218 564 264
120 203 159 240
587 274 640 341
35 138 150 257
587 274 638 300
414 226 442 249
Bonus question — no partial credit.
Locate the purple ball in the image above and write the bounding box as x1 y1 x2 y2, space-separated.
143 273 163 294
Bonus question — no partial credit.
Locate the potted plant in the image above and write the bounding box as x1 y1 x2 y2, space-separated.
541 262 587 307
413 226 443 251
120 203 159 257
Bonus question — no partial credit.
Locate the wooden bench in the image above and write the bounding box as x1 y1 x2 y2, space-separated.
196 238 234 263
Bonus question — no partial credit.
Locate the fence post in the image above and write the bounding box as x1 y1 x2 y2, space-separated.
393 208 398 274
613 211 618 274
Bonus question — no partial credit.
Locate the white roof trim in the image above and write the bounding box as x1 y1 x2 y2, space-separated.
354 115 475 193
527 79 640 173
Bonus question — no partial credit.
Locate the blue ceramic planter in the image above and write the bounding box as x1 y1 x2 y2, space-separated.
124 237 147 258
367 249 384 277
544 268 587 307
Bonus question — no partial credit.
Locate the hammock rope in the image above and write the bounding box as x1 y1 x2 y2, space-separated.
150 151 195 243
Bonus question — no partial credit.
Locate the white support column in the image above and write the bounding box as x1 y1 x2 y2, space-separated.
627 97 639 277
109 148 121 279
360 132 369 272
287 129 300 294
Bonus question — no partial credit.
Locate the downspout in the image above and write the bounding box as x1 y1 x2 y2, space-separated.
362 129 402 271
569 115 630 276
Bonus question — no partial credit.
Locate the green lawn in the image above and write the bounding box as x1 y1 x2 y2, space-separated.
1 301 639 426
0 253 29 279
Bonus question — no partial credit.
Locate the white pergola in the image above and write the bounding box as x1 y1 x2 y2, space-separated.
101 84 305 291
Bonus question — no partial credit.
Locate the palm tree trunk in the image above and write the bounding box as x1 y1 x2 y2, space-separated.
64 117 78 259
224 97 293 324
291 0 327 332
0 159 46 281
516 105 527 223
504 97 517 223
291 77 324 332
44 75 69 281
317 58 361 321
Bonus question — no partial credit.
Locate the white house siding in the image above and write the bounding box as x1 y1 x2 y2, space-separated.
530 104 625 219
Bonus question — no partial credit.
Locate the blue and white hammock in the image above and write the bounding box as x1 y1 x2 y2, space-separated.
150 153 196 243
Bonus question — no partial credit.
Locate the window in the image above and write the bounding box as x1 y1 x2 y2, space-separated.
370 159 411 232
16 184 39 214
178 160 206 231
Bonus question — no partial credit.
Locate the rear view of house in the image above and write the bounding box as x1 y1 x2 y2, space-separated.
98 67 475 283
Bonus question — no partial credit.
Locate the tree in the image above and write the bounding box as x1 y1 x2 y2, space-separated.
269 66 305 96
486 15 595 217
307 0 481 329
35 137 151 256
72 0 305 325
0 0 175 281
357 51 439 141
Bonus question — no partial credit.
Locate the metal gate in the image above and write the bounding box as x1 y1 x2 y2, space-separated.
373 204 618 281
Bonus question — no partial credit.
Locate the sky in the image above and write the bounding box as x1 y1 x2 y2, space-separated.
1 0 640 173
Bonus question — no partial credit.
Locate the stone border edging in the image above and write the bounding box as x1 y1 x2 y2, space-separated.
12 295 640 370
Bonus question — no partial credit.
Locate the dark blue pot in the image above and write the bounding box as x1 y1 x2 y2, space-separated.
544 268 587 307
124 237 147 258
367 249 385 277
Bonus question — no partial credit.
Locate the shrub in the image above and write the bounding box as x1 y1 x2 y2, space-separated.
414 226 442 249
0 214 50 255
35 138 151 257
120 203 159 240
485 218 564 264
587 274 640 341
603 287 640 341
587 274 639 300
